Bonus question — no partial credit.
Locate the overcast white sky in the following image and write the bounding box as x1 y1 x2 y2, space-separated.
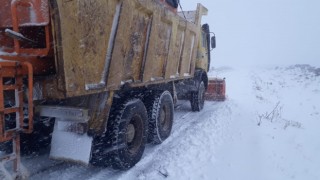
181 0 320 67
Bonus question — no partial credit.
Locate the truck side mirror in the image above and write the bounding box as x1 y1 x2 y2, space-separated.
211 36 216 49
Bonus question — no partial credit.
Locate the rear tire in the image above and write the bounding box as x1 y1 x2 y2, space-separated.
108 99 148 170
0 118 54 155
190 81 205 111
145 91 174 144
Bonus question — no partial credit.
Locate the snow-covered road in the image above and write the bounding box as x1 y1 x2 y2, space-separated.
27 100 232 180
24 65 320 180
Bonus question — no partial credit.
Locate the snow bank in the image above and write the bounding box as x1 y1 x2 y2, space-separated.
208 65 320 180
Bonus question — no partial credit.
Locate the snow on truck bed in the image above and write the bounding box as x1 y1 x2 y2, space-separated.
11 64 320 180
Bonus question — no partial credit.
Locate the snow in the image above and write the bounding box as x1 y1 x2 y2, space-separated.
206 65 320 180
0 46 16 57
12 64 317 180
0 162 13 180
183 73 191 77
4 29 24 39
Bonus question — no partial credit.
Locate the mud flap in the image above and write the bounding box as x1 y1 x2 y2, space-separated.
35 106 93 165
50 120 93 165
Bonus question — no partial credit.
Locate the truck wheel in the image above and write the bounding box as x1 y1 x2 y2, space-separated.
0 118 54 155
20 118 55 154
190 81 205 111
108 99 148 170
145 91 174 144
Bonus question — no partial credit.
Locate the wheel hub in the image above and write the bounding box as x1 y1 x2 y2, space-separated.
126 115 143 154
160 106 170 131
126 123 135 143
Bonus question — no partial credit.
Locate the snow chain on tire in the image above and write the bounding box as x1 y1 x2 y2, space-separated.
91 98 148 170
190 81 206 111
145 91 174 144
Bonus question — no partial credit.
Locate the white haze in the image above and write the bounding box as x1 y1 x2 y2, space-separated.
181 0 320 67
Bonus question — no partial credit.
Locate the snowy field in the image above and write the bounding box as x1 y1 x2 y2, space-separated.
14 65 320 179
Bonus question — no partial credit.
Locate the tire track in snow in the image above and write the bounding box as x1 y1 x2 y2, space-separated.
101 101 233 180
29 100 233 180
30 160 104 180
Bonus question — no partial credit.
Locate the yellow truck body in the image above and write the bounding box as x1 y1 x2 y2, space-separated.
47 0 208 98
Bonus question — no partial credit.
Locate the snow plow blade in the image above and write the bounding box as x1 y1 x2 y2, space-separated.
205 78 226 101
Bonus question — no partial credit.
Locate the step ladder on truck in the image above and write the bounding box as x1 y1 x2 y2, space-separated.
0 61 33 180
0 0 50 178
0 0 225 179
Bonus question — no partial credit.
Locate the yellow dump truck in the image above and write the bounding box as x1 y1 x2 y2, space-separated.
0 0 216 178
